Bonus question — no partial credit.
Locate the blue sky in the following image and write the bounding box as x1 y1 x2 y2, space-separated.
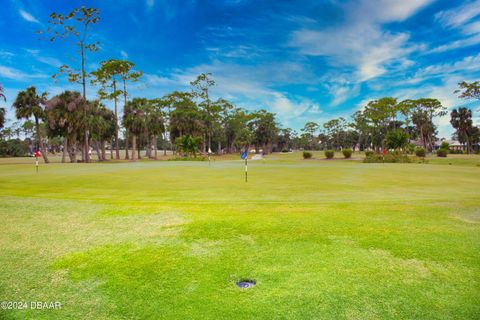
1 0 480 137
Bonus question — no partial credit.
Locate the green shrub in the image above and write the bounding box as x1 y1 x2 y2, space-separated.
415 147 426 157
0 139 29 157
342 149 353 159
324 150 334 159
405 143 416 154
175 135 201 157
384 129 410 150
437 148 448 157
365 150 374 157
363 153 412 163
302 151 312 159
168 156 207 161
440 141 450 149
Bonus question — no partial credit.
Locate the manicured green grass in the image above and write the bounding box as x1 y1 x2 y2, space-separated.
0 153 479 319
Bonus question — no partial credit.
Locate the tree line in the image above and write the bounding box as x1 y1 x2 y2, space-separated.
1 78 479 160
298 85 479 154
0 5 479 160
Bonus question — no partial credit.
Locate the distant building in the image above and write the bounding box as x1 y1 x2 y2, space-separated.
433 139 479 152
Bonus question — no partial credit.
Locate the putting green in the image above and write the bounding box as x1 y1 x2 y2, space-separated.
0 153 479 319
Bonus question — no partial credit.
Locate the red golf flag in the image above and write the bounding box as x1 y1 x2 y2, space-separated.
35 150 41 158
383 149 388 155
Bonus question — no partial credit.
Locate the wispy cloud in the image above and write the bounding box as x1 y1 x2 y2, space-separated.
0 65 47 81
139 60 322 126
19 9 40 24
120 50 129 59
414 54 480 80
430 33 480 53
435 1 480 30
289 0 433 82
431 1 480 53
24 49 62 68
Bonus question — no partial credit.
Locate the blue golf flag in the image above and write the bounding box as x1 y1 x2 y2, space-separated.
241 150 247 160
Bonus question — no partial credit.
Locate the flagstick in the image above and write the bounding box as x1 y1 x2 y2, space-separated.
245 158 248 182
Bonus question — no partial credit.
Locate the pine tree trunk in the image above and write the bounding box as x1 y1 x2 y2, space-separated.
154 135 158 159
35 117 49 163
125 131 130 160
113 80 120 160
93 141 102 161
81 42 90 163
466 134 471 154
70 139 77 163
131 134 136 161
145 136 151 158
62 137 68 163
203 134 206 154
217 140 221 155
163 133 167 156
101 141 106 160
110 139 113 159
208 132 212 153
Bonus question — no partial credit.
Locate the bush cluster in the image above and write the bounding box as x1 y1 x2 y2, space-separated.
0 139 29 157
405 143 416 154
437 149 448 157
168 156 207 161
415 147 426 157
363 152 412 163
342 149 353 159
449 149 464 154
324 150 334 159
302 151 312 159
365 150 374 157
440 141 450 149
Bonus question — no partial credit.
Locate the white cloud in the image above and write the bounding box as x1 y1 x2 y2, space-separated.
414 54 480 80
390 75 473 138
289 0 432 82
324 80 361 106
120 50 129 59
430 1 480 53
23 49 62 68
435 1 480 30
429 33 480 53
463 20 480 35
0 65 48 81
0 50 14 58
137 61 322 127
19 9 40 24
35 56 62 68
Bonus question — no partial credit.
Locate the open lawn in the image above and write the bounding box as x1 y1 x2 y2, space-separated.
0 152 479 319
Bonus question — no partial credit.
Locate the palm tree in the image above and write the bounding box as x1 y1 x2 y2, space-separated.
146 99 165 159
450 107 474 154
0 108 5 130
88 100 115 161
13 87 49 163
122 98 147 161
165 91 204 154
46 91 87 163
116 60 143 160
